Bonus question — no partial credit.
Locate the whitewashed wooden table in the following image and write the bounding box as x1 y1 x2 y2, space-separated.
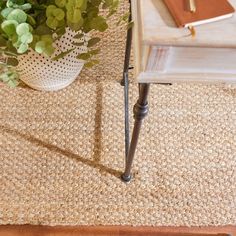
121 0 236 182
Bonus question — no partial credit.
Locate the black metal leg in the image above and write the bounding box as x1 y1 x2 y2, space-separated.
121 1 132 162
121 1 132 86
121 83 150 182
124 72 130 159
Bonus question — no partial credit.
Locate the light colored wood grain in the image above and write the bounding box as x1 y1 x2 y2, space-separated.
0 225 235 236
131 0 142 79
139 46 236 84
139 0 236 48
131 0 236 84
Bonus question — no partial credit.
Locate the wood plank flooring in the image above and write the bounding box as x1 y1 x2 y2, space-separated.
0 226 235 236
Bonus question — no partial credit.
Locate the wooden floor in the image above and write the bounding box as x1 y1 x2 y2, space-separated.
0 225 235 236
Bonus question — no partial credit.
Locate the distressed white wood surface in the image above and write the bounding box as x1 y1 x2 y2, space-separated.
138 71 236 84
132 0 236 84
139 0 236 48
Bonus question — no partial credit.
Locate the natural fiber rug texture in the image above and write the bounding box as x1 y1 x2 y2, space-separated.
0 1 236 227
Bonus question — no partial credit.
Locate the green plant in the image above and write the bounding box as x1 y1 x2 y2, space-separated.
0 0 120 86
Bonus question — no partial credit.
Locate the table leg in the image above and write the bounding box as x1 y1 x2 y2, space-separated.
120 1 132 86
121 2 132 161
121 83 150 182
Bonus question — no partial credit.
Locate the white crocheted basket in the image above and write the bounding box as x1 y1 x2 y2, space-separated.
17 29 86 91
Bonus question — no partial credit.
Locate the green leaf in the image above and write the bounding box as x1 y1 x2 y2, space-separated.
35 40 45 53
52 48 74 60
44 45 55 56
89 16 108 32
67 18 83 31
73 33 84 39
87 37 100 47
84 59 99 68
66 0 85 9
46 5 57 17
20 32 33 44
0 73 10 82
67 8 81 24
76 52 90 60
55 0 66 8
35 37 55 56
17 43 28 53
3 49 18 57
7 9 27 23
6 57 19 66
41 35 53 44
53 8 65 21
7 79 19 87
1 20 18 37
27 15 36 25
89 48 100 55
16 23 30 36
17 3 32 10
34 25 52 35
46 16 58 29
1 8 14 18
6 41 18 54
72 41 84 46
55 27 66 37
0 65 19 87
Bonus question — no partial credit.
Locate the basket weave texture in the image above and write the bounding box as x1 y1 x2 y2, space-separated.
0 1 236 227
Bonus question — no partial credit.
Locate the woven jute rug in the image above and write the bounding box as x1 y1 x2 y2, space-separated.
0 1 236 227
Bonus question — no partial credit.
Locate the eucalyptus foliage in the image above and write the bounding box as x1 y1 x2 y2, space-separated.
0 0 119 86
